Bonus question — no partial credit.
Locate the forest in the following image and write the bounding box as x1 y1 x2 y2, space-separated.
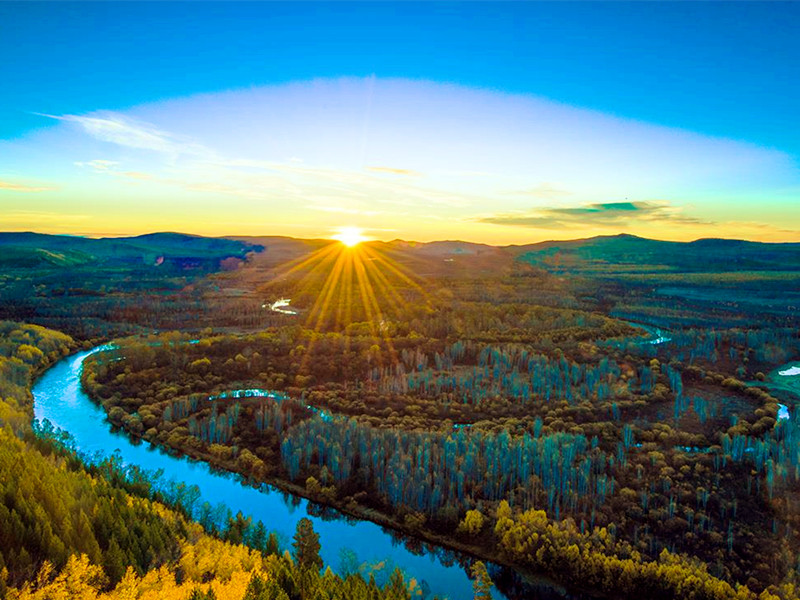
2 232 800 599
0 322 454 600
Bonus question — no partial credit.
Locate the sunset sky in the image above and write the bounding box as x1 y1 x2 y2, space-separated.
1 2 798 244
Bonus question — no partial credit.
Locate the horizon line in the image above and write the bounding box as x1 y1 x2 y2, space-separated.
1 229 798 247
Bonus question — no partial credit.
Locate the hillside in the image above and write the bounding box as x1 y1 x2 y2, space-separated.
0 232 266 338
0 232 261 268
0 322 429 600
509 233 800 273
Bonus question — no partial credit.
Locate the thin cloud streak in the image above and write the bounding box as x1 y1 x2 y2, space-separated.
506 183 573 200
3 210 89 223
0 180 54 193
38 112 211 157
480 201 710 229
3 78 797 241
366 166 421 177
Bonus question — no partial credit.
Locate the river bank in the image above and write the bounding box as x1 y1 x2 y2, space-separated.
33 346 590 600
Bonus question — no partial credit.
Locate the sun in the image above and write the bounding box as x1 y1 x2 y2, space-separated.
332 226 367 247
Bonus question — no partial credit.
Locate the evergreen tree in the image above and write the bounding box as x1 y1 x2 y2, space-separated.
249 521 268 553
265 532 281 556
243 573 291 600
102 537 126 586
189 588 218 600
292 518 323 572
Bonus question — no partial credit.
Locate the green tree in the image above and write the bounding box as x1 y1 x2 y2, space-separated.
249 521 268 553
189 588 218 600
292 518 322 572
102 537 126 586
243 573 290 600
265 532 281 556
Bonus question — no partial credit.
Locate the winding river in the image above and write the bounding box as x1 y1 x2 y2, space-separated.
31 346 572 600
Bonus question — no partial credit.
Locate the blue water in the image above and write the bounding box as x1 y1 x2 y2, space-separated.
31 346 506 599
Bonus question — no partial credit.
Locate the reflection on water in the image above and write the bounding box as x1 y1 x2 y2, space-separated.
32 347 585 600
266 298 298 315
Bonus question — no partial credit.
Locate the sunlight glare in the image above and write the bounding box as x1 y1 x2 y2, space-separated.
333 227 367 247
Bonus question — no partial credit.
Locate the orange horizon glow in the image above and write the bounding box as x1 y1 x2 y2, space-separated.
2 224 798 247
2 79 798 247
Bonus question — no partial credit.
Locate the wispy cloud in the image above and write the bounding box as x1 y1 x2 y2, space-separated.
308 205 383 217
8 78 796 240
183 181 263 198
439 170 494 178
366 166 421 177
120 171 153 180
75 159 119 172
40 112 209 157
0 179 54 193
75 157 264 196
506 183 572 200
3 211 89 223
480 201 708 229
174 156 474 207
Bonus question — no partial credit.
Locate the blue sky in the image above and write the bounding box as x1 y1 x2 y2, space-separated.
1 2 798 242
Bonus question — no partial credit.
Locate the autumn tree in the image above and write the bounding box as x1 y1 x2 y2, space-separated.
470 561 493 600
458 509 485 536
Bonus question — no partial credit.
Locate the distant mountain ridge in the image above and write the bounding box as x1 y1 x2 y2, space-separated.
506 233 800 273
2 231 798 273
0 232 261 270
